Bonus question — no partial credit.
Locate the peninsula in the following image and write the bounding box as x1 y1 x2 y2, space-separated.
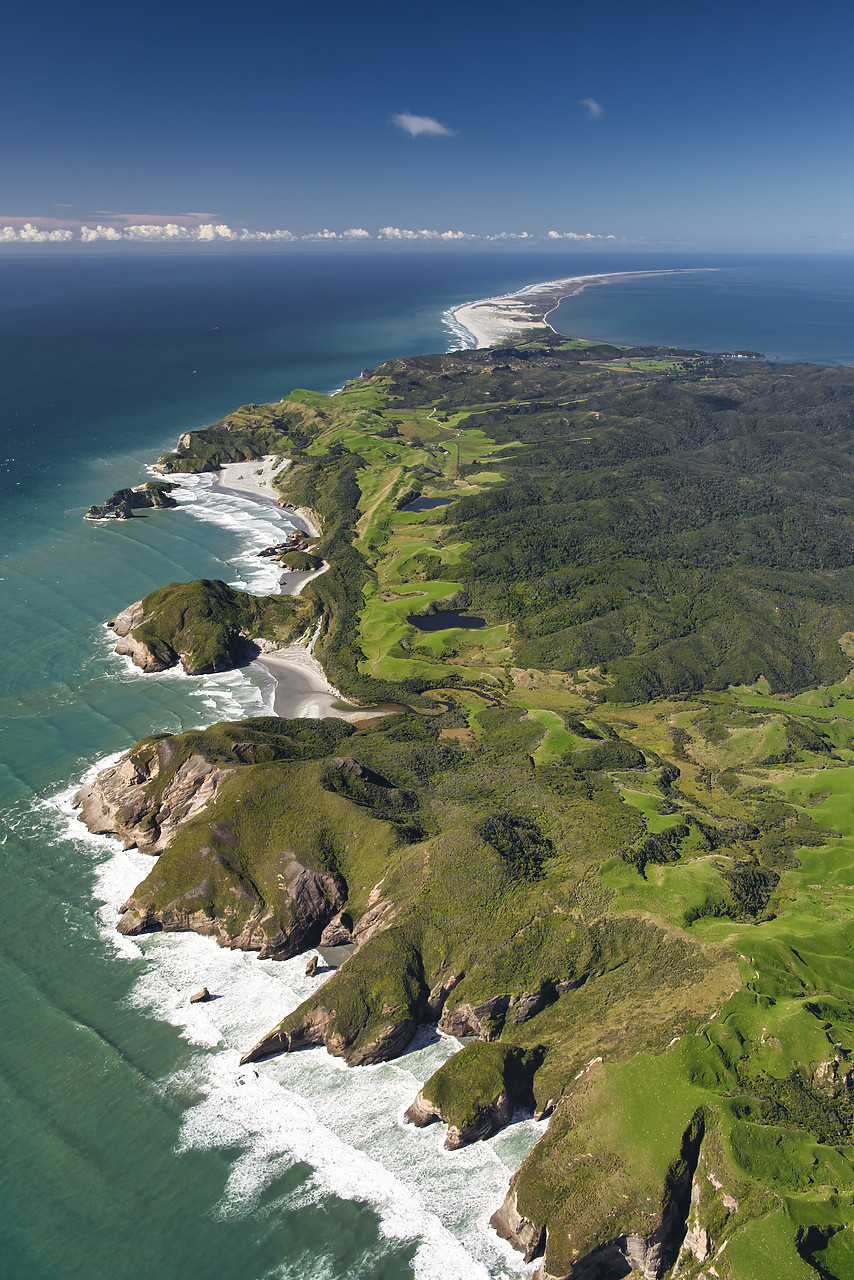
76 304 854 1280
447 269 711 348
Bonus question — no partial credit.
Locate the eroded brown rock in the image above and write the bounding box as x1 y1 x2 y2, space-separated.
405 1087 516 1150
490 1190 545 1263
108 600 174 672
117 857 345 961
74 746 232 854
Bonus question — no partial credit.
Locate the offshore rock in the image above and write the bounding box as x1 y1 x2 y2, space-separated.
85 481 179 520
189 987 210 1003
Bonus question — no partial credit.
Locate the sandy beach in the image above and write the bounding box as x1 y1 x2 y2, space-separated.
207 459 381 721
255 641 387 722
212 456 320 537
448 269 709 349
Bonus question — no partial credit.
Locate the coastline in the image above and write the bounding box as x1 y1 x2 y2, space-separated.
208 459 355 717
446 268 713 349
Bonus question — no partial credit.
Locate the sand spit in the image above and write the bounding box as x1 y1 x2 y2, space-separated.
448 268 710 349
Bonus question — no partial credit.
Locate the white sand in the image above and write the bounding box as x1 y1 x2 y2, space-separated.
448 269 710 349
213 456 319 536
255 642 383 721
213 455 290 499
278 560 330 597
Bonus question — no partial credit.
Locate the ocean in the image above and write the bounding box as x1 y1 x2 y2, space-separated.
2 248 853 1280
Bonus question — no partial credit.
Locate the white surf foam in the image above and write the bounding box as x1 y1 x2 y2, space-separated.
94 620 273 724
166 472 298 595
441 308 479 352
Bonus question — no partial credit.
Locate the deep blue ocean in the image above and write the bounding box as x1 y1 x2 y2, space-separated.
2 248 853 1280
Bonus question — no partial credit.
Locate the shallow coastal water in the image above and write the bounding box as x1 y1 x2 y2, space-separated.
2 248 854 1280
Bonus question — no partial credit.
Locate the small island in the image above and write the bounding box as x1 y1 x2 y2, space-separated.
78 309 854 1279
85 479 179 519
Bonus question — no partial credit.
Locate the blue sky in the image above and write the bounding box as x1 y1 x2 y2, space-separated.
3 0 853 249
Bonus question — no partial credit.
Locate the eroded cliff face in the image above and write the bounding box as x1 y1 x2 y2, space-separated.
73 720 366 965
117 854 345 960
492 1098 757 1280
108 599 173 673
74 742 232 853
405 1086 516 1150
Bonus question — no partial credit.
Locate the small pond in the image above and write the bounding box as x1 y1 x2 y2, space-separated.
401 496 452 512
407 609 486 631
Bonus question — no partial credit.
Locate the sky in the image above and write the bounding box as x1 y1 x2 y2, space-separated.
3 0 853 251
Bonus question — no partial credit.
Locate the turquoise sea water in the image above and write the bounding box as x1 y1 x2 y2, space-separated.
2 249 853 1280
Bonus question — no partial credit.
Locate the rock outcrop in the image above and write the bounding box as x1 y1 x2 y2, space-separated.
498 1108 710 1280
404 1042 541 1150
117 856 345 960
74 744 231 853
86 481 179 519
106 578 303 675
490 1190 545 1263
240 1000 418 1067
438 986 552 1039
405 1086 516 1149
108 599 170 672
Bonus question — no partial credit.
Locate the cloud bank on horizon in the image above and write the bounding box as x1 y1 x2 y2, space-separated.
0 219 622 245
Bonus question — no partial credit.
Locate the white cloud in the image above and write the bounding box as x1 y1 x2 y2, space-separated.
390 112 456 138
125 222 194 240
381 227 430 240
80 225 123 241
12 222 74 241
580 98 604 119
65 222 297 243
238 228 296 241
377 226 474 241
547 230 616 240
0 219 626 247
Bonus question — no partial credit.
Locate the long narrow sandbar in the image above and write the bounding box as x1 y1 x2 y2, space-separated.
448 269 710 349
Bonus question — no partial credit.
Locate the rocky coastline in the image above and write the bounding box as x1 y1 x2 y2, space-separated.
73 332 854 1278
